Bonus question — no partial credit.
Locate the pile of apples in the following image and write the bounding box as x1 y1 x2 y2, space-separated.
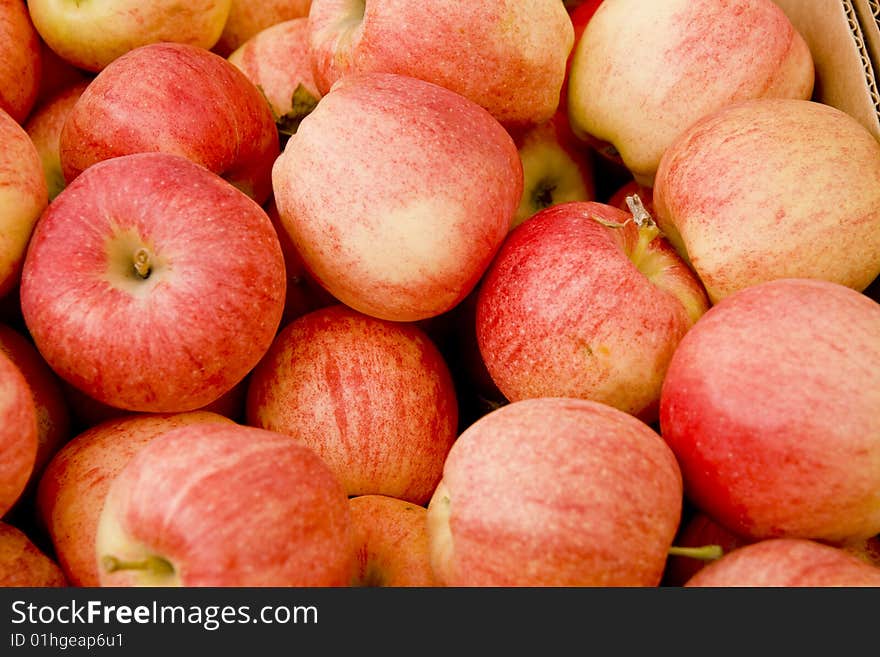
2 0 880 588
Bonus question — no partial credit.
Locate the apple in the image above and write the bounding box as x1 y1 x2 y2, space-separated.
307 0 574 130
0 347 38 518
476 199 709 423
660 278 880 544
0 0 42 124
512 109 596 229
59 42 279 204
349 494 438 587
214 0 312 57
568 0 814 186
96 422 356 587
0 521 67 586
684 539 880 587
0 107 48 299
36 410 233 587
27 0 232 73
607 179 654 215
0 323 70 496
35 38 89 107
227 17 322 146
653 98 880 303
427 397 683 586
272 71 523 322
245 303 459 505
24 80 90 201
20 152 287 414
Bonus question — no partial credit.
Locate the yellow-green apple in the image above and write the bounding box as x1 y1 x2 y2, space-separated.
19 152 286 414
660 278 880 544
0 348 37 518
0 107 48 299
0 323 70 497
27 0 232 73
59 42 279 204
476 199 709 423
96 422 356 587
653 99 880 303
307 0 574 130
228 17 322 146
0 521 67 586
684 539 880 587
512 110 596 229
0 0 42 123
246 304 458 505
349 494 438 587
427 397 683 586
272 71 522 322
24 80 89 201
214 0 311 57
568 0 814 186
36 411 232 587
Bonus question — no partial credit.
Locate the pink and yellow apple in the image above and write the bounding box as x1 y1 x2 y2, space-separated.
214 0 312 57
660 278 880 544
96 422 356 587
20 152 286 414
59 42 279 204
0 0 42 124
272 71 522 322
0 521 67 586
246 304 458 505
0 348 37 518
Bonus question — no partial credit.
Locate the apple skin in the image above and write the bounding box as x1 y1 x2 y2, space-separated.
245 304 459 505
95 422 356 587
0 107 48 299
684 539 880 587
307 0 574 131
35 411 232 587
272 71 523 322
0 0 42 124
0 348 38 519
427 397 683 586
568 0 814 186
59 42 279 204
0 521 67 586
659 278 880 544
19 152 286 414
27 0 232 73
24 80 90 201
214 0 312 57
349 494 438 587
653 99 880 303
476 200 709 423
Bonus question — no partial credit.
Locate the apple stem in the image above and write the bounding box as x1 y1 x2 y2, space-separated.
626 194 661 265
102 554 175 576
667 544 724 561
133 247 152 279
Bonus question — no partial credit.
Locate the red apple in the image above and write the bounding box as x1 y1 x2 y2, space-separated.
663 511 750 586
0 348 38 518
20 152 286 414
35 38 89 106
0 0 42 123
95 422 356 587
660 278 880 544
684 539 880 587
0 107 48 299
59 42 279 204
307 0 574 131
246 304 458 505
476 199 709 423
0 521 67 586
36 410 233 587
653 98 880 303
213 0 312 57
272 71 522 322
349 494 438 587
427 397 683 586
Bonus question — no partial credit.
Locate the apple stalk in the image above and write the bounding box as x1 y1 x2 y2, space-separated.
102 554 175 577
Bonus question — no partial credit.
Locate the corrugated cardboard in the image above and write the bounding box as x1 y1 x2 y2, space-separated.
774 0 880 139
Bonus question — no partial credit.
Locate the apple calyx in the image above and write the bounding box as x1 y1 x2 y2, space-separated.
132 248 152 279
266 84 320 146
102 554 175 576
667 544 724 562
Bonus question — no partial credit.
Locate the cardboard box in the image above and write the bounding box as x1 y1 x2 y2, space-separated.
774 0 880 139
